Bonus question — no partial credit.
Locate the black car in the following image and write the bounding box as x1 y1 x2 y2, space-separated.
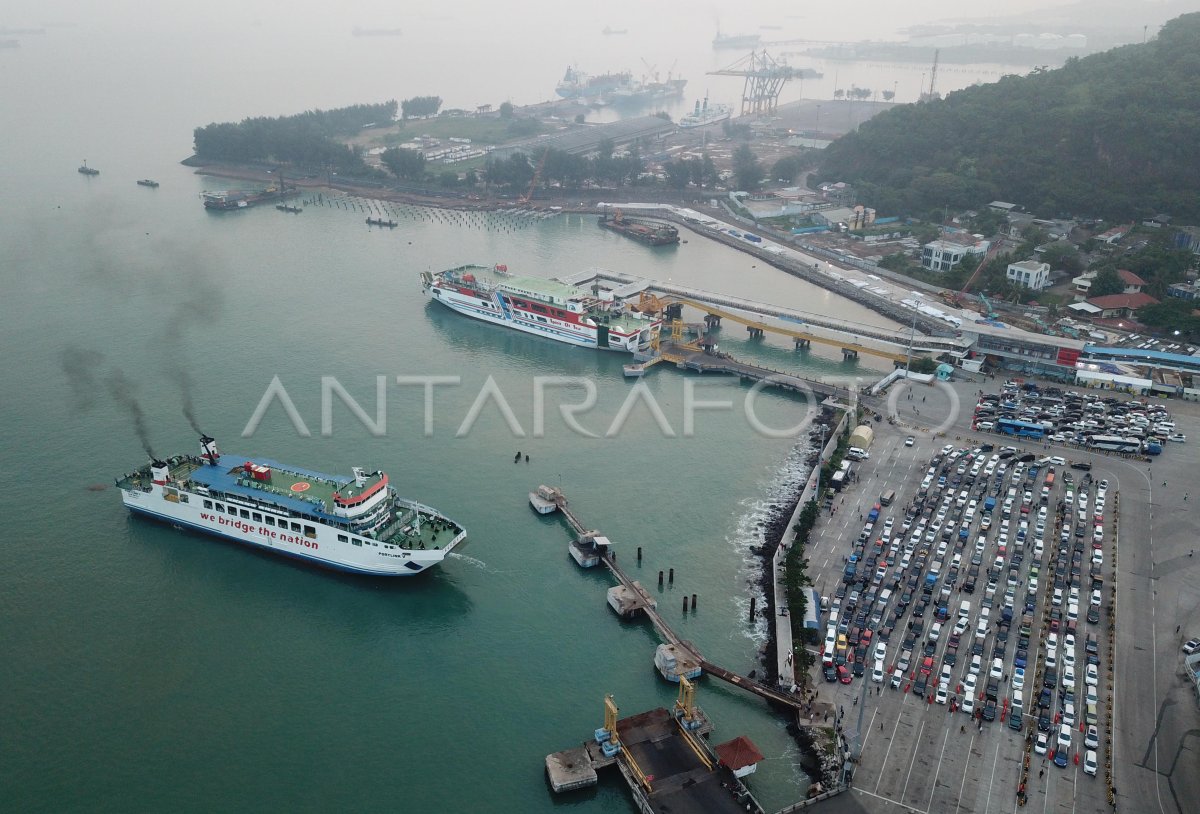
852 660 866 677
1038 712 1053 732
1019 453 1036 463
913 676 928 697
1038 688 1052 709
1043 669 1057 689
1070 461 1093 471
982 699 997 721
1087 606 1101 624
985 681 999 701
824 664 838 682
992 642 1007 659
972 641 985 657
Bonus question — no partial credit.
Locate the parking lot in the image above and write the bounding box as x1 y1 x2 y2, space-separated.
802 377 1200 814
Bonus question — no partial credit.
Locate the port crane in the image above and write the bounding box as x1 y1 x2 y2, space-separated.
708 50 796 115
940 240 1003 313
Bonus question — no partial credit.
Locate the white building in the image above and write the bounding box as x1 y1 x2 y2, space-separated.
922 239 987 272
1006 259 1050 290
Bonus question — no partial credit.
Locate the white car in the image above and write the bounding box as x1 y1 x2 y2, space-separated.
1084 749 1098 777
1052 588 1064 607
1012 667 1025 691
1035 731 1049 755
1093 549 1104 566
1058 723 1073 751
936 682 950 704
1063 702 1076 729
872 661 886 683
875 641 887 662
1085 725 1099 750
1086 684 1098 706
1091 589 1102 607
1063 664 1076 691
1168 433 1187 443
990 657 1004 680
961 694 975 714
1063 648 1076 668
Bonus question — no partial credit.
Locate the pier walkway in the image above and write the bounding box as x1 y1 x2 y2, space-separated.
659 342 850 400
559 268 969 358
541 487 807 713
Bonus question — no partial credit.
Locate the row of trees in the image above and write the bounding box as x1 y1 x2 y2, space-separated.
400 96 442 119
815 13 1200 222
193 101 397 174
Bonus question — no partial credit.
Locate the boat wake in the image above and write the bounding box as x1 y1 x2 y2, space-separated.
447 552 491 571
728 439 815 646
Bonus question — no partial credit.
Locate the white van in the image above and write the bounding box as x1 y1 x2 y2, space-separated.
959 599 971 619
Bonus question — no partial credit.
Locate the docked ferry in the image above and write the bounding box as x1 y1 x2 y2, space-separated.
117 436 466 576
422 264 661 352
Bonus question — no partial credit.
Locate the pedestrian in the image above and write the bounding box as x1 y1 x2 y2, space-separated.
853 696 858 706
1177 625 1181 633
1039 768 1044 778
880 721 884 731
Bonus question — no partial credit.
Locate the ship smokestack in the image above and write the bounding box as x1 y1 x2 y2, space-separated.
200 435 220 465
151 460 170 485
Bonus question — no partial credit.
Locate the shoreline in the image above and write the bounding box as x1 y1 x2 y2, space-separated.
184 159 945 334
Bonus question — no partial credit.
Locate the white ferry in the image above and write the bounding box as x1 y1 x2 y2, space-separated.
117 436 466 576
422 264 661 352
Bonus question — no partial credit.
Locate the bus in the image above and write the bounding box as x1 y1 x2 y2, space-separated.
1087 435 1141 453
997 418 1046 439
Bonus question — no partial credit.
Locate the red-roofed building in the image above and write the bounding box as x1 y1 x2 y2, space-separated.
1116 269 1147 294
1085 292 1159 318
715 736 765 778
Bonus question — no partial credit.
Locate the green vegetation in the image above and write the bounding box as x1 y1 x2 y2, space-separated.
400 96 442 119
193 101 396 174
909 357 938 375
381 115 548 147
732 144 761 191
785 499 820 659
814 13 1200 221
481 145 645 193
1087 267 1124 298
1137 299 1200 340
380 147 426 180
771 155 804 184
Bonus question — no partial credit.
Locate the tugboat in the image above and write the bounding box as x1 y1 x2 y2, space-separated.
366 217 397 227
137 179 160 188
78 160 99 176
115 434 467 576
276 204 302 214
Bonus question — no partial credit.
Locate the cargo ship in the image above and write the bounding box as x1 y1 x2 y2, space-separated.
603 75 687 106
422 264 661 352
678 95 732 128
116 435 467 576
713 30 760 49
201 184 297 211
555 66 633 99
599 210 680 246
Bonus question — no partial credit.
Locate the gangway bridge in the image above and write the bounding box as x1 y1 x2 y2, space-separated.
560 268 969 361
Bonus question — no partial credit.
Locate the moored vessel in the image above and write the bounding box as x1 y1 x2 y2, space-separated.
599 210 680 245
116 435 466 576
78 160 99 176
366 217 397 227
202 184 296 211
422 264 661 353
678 95 732 129
137 179 160 187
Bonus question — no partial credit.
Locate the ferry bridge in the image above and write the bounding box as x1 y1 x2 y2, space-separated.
559 268 969 362
542 487 808 714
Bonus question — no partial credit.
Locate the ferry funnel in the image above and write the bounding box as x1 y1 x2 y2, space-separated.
200 435 220 465
151 460 170 485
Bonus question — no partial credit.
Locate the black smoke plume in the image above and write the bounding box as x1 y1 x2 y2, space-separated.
105 368 155 459
60 345 106 410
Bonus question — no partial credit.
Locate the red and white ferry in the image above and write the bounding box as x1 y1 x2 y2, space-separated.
421 264 661 352
116 436 466 576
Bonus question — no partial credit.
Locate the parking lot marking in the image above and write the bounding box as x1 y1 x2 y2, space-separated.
874 705 908 794
900 718 927 804
926 725 952 812
984 735 1003 814
953 731 977 814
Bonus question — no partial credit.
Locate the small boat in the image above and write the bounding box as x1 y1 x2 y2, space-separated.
136 179 160 188
623 364 645 378
366 217 397 227
78 160 99 176
276 204 302 214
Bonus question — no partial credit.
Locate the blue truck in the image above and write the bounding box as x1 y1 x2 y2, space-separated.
984 496 997 512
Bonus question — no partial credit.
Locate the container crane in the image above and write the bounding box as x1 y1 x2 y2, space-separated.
518 148 550 205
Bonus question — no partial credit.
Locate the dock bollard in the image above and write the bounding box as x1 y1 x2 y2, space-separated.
749 597 757 620
637 546 642 563
669 568 675 584
658 570 664 587
692 594 698 610
683 596 689 613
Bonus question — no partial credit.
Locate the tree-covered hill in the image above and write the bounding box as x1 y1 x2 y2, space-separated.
813 13 1200 222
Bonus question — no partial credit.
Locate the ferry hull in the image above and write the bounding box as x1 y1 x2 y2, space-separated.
427 284 654 353
121 484 463 577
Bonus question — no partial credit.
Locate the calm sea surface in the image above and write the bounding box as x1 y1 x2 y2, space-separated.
0 11 1009 811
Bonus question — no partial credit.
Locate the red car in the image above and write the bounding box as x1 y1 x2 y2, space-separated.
837 665 852 684
920 656 934 676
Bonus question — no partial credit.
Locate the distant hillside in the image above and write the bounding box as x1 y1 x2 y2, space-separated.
814 13 1200 223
